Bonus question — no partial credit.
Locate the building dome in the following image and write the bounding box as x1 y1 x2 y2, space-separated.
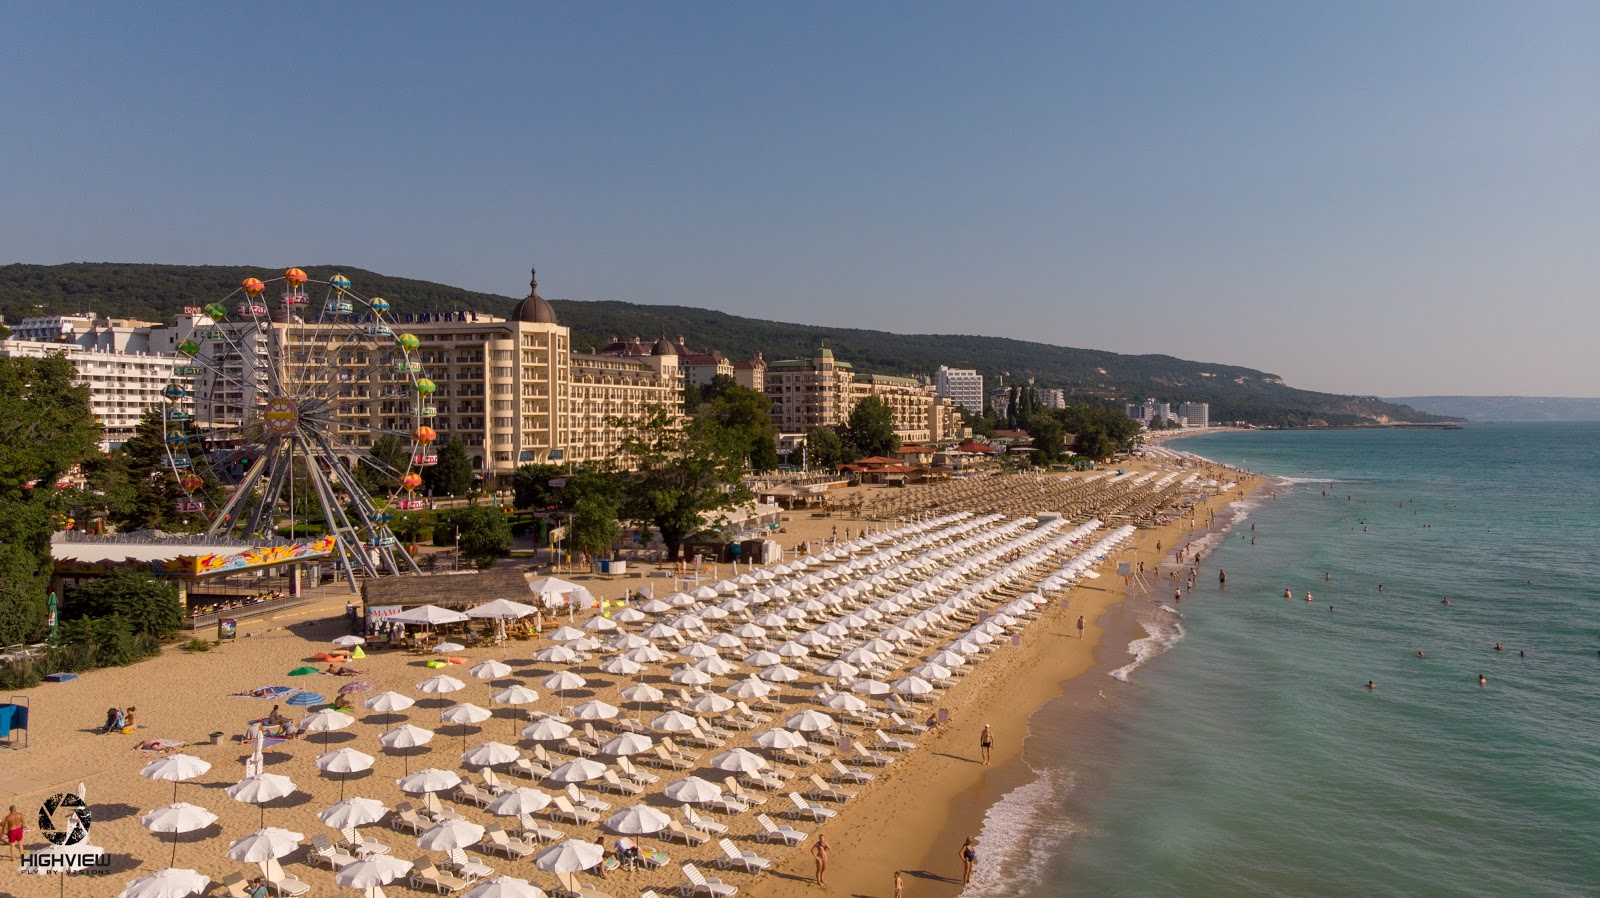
511 266 559 324
652 335 677 356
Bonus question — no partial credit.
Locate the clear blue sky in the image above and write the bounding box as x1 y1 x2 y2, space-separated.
3 2 1596 396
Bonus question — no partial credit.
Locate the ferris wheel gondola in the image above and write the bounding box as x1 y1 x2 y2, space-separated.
160 269 437 587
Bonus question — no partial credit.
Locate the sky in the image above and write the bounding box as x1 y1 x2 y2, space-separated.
2 2 1596 397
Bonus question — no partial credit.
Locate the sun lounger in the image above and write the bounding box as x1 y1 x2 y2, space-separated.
889 713 929 734
830 759 874 783
853 745 893 767
649 745 693 770
309 833 358 868
661 737 700 764
261 857 312 896
683 806 727 835
716 838 771 875
874 729 915 752
409 855 470 894
566 783 611 813
618 755 658 785
680 862 737 897
221 872 253 898
516 813 565 844
391 802 428 833
665 818 710 846
514 756 553 779
445 846 494 881
807 774 855 803
550 795 599 825
563 736 599 758
483 823 535 859
601 769 644 795
722 777 767 807
455 781 494 807
786 792 836 823
755 813 806 845
551 869 615 898
342 826 391 856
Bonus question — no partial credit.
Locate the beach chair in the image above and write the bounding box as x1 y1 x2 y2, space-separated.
618 755 659 785
409 855 470 894
633 845 671 870
483 823 535 859
723 777 768 806
716 838 771 875
342 825 391 856
566 783 611 813
563 735 599 758
261 857 312 896
755 813 806 846
601 769 644 795
455 781 494 807
514 754 553 780
614 716 648 735
786 793 836 823
683 806 728 835
661 737 701 764
309 833 358 868
736 768 784 793
698 718 732 741
853 745 893 767
709 791 749 816
734 701 770 723
582 722 607 743
874 729 915 752
550 795 599 825
680 726 722 749
648 745 693 770
807 773 855 803
391 802 428 833
665 818 710 846
889 712 928 734
480 767 509 795
720 711 756 731
421 791 465 821
551 869 615 898
516 812 565 844
444 846 494 881
221 873 253 898
679 862 738 897
752 694 783 713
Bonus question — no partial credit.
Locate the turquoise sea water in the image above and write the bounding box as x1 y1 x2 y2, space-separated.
971 424 1600 898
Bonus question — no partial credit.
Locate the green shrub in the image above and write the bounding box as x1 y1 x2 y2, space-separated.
182 637 211 653
0 658 43 690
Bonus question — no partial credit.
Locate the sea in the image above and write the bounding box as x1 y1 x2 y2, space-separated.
963 423 1600 898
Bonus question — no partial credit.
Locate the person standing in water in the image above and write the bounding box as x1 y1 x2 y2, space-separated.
1218 570 1226 585
980 724 994 765
961 837 977 884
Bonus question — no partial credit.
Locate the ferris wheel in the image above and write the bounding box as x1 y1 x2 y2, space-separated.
160 268 439 587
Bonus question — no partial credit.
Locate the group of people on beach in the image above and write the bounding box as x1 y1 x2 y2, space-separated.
100 705 136 734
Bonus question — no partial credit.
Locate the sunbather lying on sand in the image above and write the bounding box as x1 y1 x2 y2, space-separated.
325 664 366 676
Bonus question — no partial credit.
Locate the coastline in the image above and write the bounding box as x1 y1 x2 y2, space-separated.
750 464 1264 898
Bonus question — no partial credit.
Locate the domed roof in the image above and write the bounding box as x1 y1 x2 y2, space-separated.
652 335 677 356
512 266 559 325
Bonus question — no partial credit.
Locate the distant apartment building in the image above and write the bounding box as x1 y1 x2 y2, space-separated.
1125 398 1172 426
935 366 984 415
597 336 764 395
0 338 193 450
765 343 960 444
1038 387 1067 409
1178 401 1210 429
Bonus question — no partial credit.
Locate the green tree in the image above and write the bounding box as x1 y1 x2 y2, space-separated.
358 434 412 497
805 427 845 470
424 437 475 497
453 505 512 569
63 570 184 639
617 405 750 561
842 395 899 462
511 463 565 510
705 385 778 473
569 496 622 560
1027 415 1066 465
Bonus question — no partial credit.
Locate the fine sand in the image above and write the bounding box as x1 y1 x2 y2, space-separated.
0 457 1254 898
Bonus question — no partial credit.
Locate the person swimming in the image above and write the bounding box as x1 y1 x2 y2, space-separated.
1284 588 1293 598
1306 592 1313 602
1366 680 1376 690
1494 643 1503 652
1478 674 1487 686
1416 651 1426 658
1441 598 1451 605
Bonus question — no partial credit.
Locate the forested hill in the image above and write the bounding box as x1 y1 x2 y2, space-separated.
0 262 1451 427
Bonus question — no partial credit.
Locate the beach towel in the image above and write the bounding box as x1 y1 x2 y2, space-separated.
131 739 186 756
232 686 297 699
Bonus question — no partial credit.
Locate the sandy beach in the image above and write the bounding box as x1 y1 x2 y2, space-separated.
0 456 1255 898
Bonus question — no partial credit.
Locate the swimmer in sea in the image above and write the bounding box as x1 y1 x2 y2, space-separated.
1441 598 1451 605
1306 592 1313 602
1494 643 1503 652
1366 680 1376 690
1417 651 1426 658
1478 674 1487 686
1329 605 1335 612
1284 588 1292 598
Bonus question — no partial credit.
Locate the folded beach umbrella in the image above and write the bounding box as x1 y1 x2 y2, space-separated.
488 787 553 817
604 804 671 835
224 826 302 863
663 776 723 805
417 674 466 695
547 758 606 783
118 868 210 898
418 818 486 852
319 796 388 829
521 717 574 741
709 747 770 773
463 875 549 898
571 699 619 720
599 655 643 676
468 659 514 680
140 754 211 803
397 768 463 794
463 741 520 768
335 854 413 896
227 774 297 827
534 838 604 873
599 732 654 756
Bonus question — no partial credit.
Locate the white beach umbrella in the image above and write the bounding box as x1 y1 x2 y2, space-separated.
397 768 462 794
619 683 665 706
712 579 740 594
692 655 738 676
910 663 952 681
703 632 740 649
709 747 770 773
760 663 803 683
642 622 680 640
548 625 586 642
725 677 773 699
752 613 787 629
663 776 724 805
781 606 809 621
821 692 868 713
540 671 586 697
227 774 296 827
625 645 666 664
752 729 807 751
141 802 217 866
860 638 896 654
334 855 413 895
599 655 643 676
842 648 882 666
139 754 211 802
363 690 416 724
570 699 620 721
816 660 860 680
604 805 672 835
224 827 302 863
535 644 580 664
521 718 573 741
493 684 541 707
380 724 436 749
464 876 549 898
612 606 647 624
332 635 366 647
118 868 210 898
468 599 540 619
609 633 651 650
315 748 376 800
300 708 355 740
680 641 719 659
650 711 699 733
669 666 713 686
534 838 604 873
599 733 654 756
674 614 708 631
487 787 553 817
318 797 388 829
744 649 782 667
928 651 967 667
731 623 767 640
776 641 810 659
418 818 486 852
785 710 836 732
547 758 607 783
639 599 673 614
893 676 935 697
418 674 466 695
467 659 515 680
581 616 618 632
389 605 470 626
432 642 467 654
441 702 494 726
464 741 520 768
686 693 735 714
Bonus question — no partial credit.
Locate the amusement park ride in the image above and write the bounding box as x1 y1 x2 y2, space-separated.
160 269 436 589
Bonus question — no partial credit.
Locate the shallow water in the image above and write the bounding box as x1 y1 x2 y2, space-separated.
966 423 1600 897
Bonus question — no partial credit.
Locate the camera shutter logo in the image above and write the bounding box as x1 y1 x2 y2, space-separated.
39 793 91 846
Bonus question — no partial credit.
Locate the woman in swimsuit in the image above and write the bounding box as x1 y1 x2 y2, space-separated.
961 836 977 884
812 832 830 885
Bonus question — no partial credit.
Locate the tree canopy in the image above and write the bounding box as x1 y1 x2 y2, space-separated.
616 405 751 560
804 427 845 471
423 437 475 497
842 395 899 461
703 385 778 473
453 505 512 569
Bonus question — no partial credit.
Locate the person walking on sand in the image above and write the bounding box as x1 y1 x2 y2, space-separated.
4 805 23 861
961 836 977 884
980 724 994 765
1077 615 1086 639
812 832 830 885
894 870 904 898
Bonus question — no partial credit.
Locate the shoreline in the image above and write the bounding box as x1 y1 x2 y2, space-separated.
751 463 1264 898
